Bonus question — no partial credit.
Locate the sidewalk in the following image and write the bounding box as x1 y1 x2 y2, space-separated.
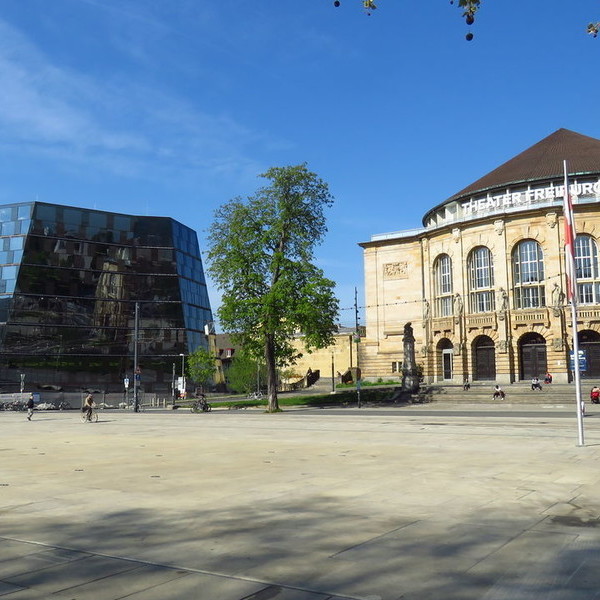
1 409 599 599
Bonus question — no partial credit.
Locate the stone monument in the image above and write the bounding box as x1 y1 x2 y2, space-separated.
402 322 420 392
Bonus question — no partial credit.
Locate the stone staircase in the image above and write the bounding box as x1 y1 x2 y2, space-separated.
416 382 589 405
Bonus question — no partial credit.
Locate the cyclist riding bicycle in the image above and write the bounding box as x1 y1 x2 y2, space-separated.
83 393 95 421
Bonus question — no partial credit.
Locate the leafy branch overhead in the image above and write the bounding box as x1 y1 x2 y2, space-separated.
333 1 599 42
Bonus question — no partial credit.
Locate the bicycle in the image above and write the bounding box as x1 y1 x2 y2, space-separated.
246 391 263 400
190 398 211 413
80 407 98 423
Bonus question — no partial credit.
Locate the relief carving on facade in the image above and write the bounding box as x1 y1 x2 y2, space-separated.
546 212 557 228
383 262 408 280
552 337 564 351
494 219 504 235
497 339 508 353
452 228 461 243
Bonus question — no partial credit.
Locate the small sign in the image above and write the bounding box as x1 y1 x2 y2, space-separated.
570 350 587 372
124 378 130 389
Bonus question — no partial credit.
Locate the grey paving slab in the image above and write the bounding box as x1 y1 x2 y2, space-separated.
0 581 25 597
1 408 600 600
0 547 88 579
50 563 191 600
3 555 140 595
124 577 335 600
0 540 54 562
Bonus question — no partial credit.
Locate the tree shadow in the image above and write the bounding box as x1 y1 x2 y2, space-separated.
4 494 600 600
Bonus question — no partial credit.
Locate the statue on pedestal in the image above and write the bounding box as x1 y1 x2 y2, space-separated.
402 322 419 392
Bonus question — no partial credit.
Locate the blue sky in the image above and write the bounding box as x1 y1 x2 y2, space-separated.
0 1 598 328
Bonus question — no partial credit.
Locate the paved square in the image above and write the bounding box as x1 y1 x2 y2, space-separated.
1 407 599 599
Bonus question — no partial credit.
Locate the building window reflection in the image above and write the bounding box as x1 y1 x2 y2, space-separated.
0 201 212 392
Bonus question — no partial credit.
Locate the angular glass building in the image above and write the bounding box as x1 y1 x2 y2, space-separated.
0 202 213 393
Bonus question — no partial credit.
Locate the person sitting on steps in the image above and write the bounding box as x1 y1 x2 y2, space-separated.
531 376 543 391
590 385 600 404
493 384 505 400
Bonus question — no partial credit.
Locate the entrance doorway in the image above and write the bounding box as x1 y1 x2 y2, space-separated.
437 338 454 381
519 332 547 380
579 330 600 379
473 335 496 380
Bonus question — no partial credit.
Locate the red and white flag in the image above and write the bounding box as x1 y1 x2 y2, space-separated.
563 160 577 303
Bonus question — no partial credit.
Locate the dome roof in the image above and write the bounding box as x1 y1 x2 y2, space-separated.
422 129 600 226
447 128 600 203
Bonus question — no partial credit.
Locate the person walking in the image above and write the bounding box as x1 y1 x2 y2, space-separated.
26 393 34 421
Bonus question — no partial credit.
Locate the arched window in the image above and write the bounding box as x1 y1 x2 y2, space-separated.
467 246 495 313
513 240 545 308
575 235 600 304
434 254 453 317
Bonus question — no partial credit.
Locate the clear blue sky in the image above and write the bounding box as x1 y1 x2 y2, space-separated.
0 1 598 328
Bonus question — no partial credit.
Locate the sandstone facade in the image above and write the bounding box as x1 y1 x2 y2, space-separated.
359 129 600 385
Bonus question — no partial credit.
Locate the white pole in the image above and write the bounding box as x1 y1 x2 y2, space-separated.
563 160 584 446
569 301 585 446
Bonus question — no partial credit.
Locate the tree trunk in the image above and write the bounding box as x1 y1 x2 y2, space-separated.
265 335 279 412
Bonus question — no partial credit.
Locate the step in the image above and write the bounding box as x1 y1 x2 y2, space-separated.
417 384 588 404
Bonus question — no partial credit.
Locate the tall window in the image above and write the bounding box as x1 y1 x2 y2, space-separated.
468 246 495 313
434 254 453 316
513 240 545 308
575 234 600 304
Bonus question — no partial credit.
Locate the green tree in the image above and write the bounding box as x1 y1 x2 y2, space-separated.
187 347 216 391
207 164 339 412
225 351 267 395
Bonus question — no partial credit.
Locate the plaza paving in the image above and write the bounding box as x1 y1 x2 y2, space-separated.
1 404 600 599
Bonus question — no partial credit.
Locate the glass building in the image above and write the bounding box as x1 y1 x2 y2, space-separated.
0 202 213 393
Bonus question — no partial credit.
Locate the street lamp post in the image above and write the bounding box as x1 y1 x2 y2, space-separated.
331 351 336 394
172 362 176 403
133 302 139 413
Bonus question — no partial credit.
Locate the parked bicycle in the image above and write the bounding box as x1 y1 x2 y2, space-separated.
246 391 263 400
190 397 211 413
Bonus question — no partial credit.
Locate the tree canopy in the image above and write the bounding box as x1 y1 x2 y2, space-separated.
225 350 267 395
334 1 599 41
207 164 339 412
187 347 216 391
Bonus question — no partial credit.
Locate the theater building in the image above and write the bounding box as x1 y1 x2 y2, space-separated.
0 202 213 392
359 129 600 385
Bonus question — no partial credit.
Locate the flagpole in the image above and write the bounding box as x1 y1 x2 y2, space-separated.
563 160 585 446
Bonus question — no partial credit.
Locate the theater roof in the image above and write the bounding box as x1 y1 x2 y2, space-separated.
450 128 600 202
422 129 600 226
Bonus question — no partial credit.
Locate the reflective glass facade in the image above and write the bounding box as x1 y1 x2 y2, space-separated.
0 202 212 392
